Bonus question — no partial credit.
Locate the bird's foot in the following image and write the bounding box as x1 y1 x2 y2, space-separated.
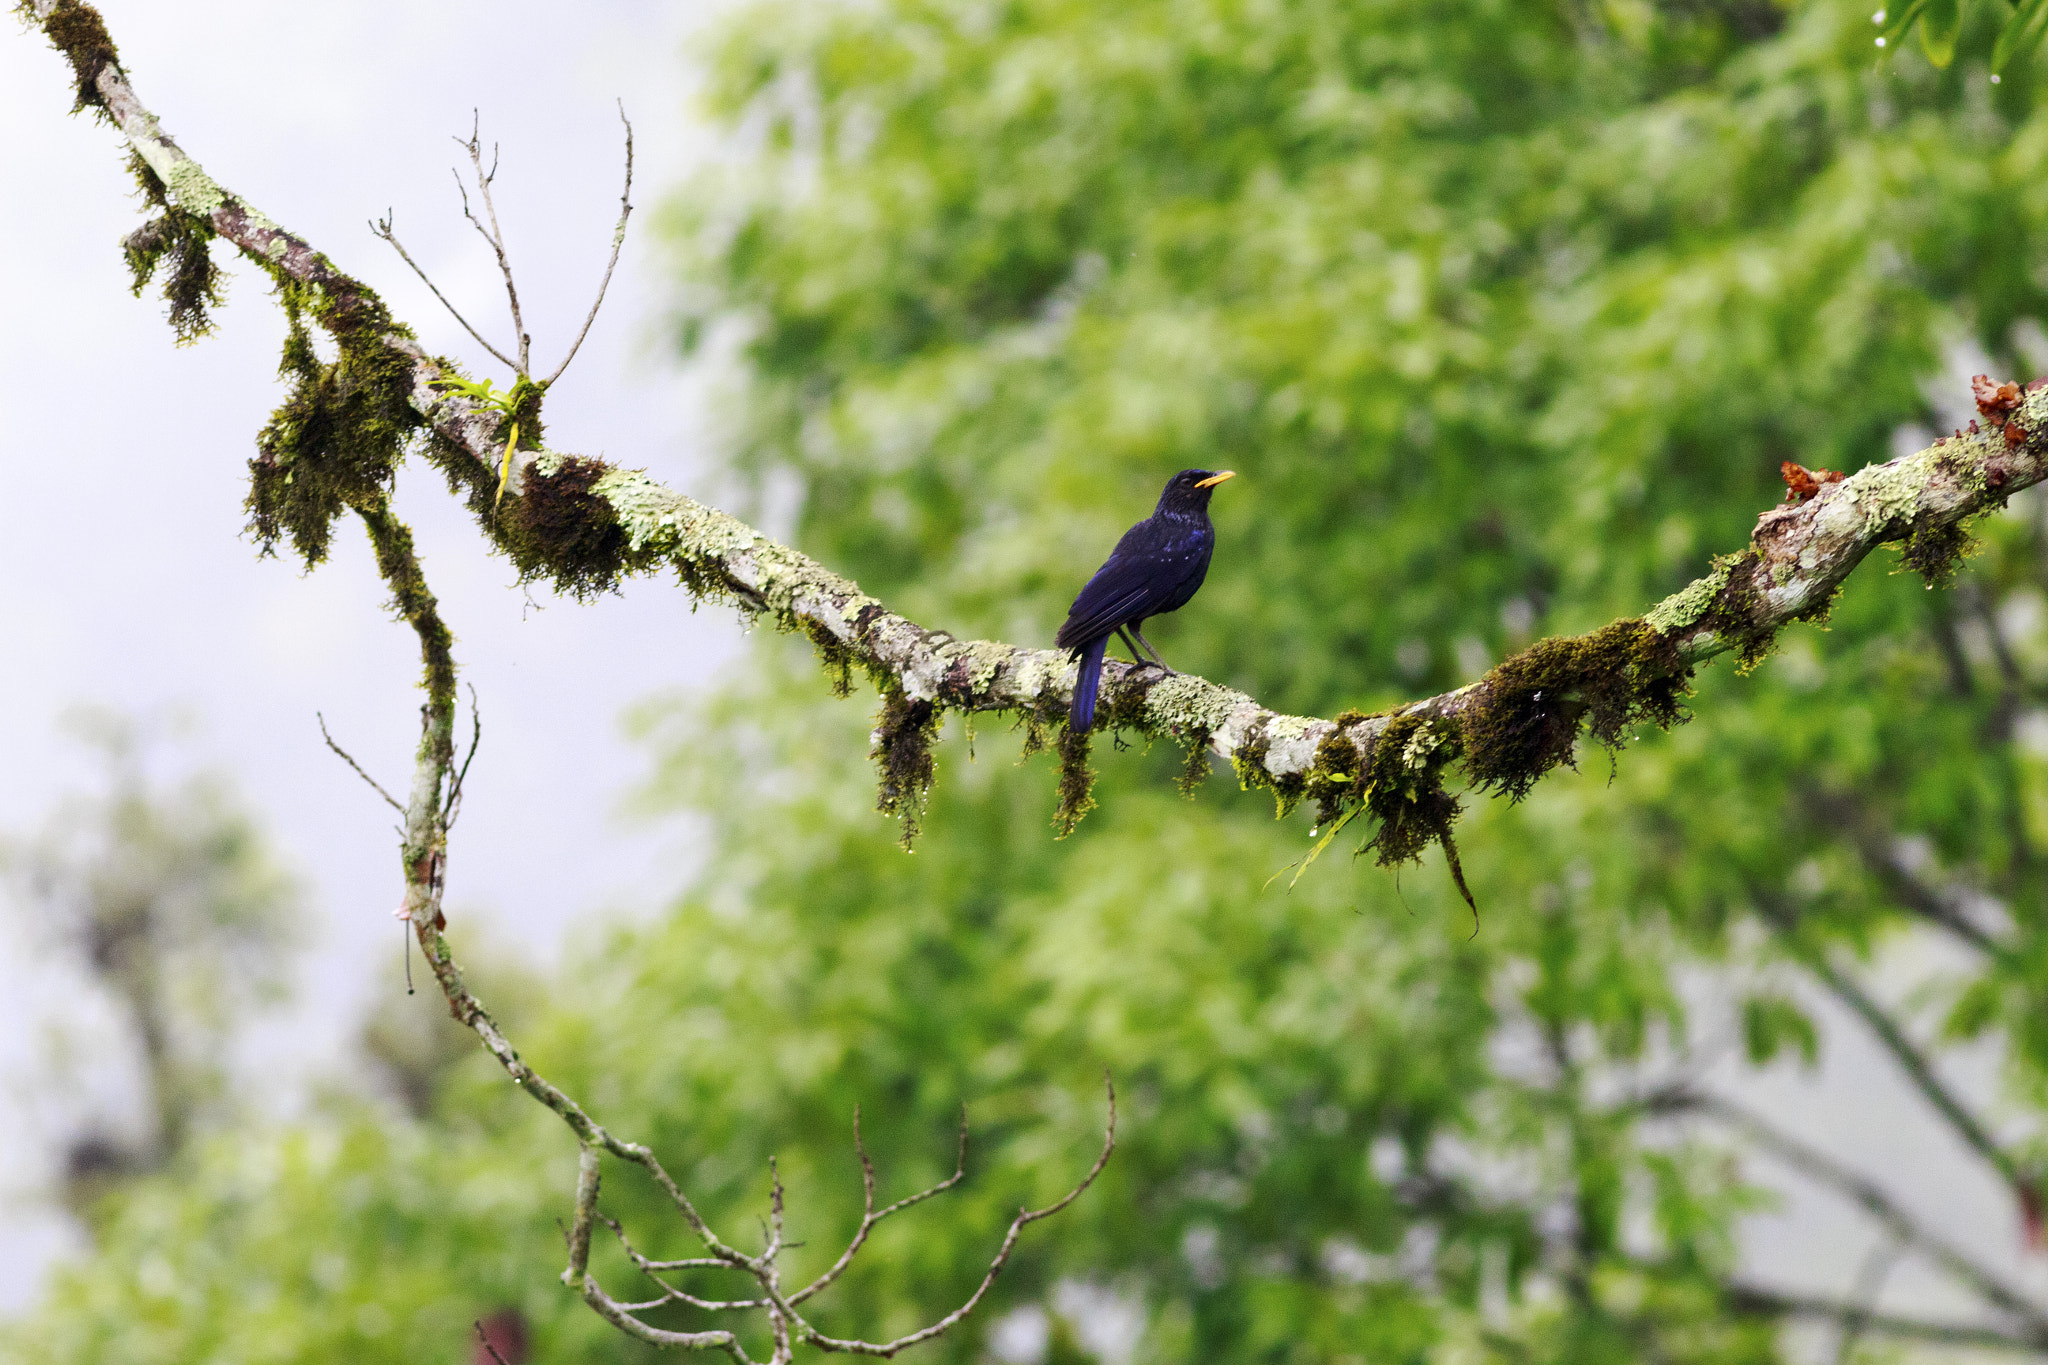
1139 661 1179 677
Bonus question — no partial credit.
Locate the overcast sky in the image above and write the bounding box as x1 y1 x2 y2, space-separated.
5 2 2048 1350
0 0 744 1298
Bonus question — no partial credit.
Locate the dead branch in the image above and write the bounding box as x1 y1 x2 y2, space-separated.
454 114 531 376
370 210 519 372
316 712 404 814
789 1107 969 1306
543 102 634 386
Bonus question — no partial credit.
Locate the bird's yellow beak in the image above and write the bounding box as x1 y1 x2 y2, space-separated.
1194 470 1237 488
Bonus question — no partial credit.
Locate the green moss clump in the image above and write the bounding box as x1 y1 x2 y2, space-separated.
33 0 120 121
1360 710 1462 870
1899 516 1974 589
1706 551 1781 668
494 456 634 600
872 690 941 848
1054 725 1097 837
247 286 420 564
356 501 453 704
1459 619 1689 801
805 621 857 697
121 153 223 345
1176 727 1214 797
506 376 546 452
1305 709 1372 827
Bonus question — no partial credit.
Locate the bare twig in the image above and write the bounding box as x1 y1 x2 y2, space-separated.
788 1105 970 1306
316 712 404 814
544 102 633 387
443 683 483 827
604 1216 770 1312
794 1077 1116 1358
455 115 531 376
764 1156 788 1267
369 212 519 371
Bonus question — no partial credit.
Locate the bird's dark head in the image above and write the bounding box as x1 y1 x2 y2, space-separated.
1156 468 1236 516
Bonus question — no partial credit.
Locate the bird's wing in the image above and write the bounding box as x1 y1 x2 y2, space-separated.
1056 540 1203 648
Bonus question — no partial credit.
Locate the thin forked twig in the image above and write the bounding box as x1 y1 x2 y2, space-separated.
455 113 532 376
605 1216 769 1313
317 712 404 813
369 212 519 371
376 108 630 387
543 102 634 386
789 1105 970 1306
797 1077 1117 1357
443 683 483 827
762 1155 789 1264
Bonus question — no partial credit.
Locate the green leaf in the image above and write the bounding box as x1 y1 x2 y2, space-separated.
1920 0 1961 67
1263 804 1362 891
1944 977 2003 1039
428 374 519 415
1994 0 2048 72
1742 993 1820 1068
1879 0 1930 52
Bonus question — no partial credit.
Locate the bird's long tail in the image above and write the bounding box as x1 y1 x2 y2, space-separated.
1070 636 1108 731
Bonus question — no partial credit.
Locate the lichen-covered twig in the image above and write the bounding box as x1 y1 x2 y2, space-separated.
24 0 2048 878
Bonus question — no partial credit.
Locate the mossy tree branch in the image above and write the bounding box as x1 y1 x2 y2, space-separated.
22 0 2048 877
324 481 1117 1360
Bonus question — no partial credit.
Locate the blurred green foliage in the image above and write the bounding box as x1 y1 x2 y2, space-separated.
17 0 2048 1361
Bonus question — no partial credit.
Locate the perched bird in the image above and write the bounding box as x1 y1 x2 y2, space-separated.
1057 468 1236 730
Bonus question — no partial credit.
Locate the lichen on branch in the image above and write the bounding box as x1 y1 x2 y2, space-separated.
29 0 2048 880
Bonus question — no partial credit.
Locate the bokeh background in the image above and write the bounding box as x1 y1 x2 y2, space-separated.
7 1 2048 1361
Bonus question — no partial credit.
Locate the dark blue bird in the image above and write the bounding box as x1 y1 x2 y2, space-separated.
1058 468 1235 730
